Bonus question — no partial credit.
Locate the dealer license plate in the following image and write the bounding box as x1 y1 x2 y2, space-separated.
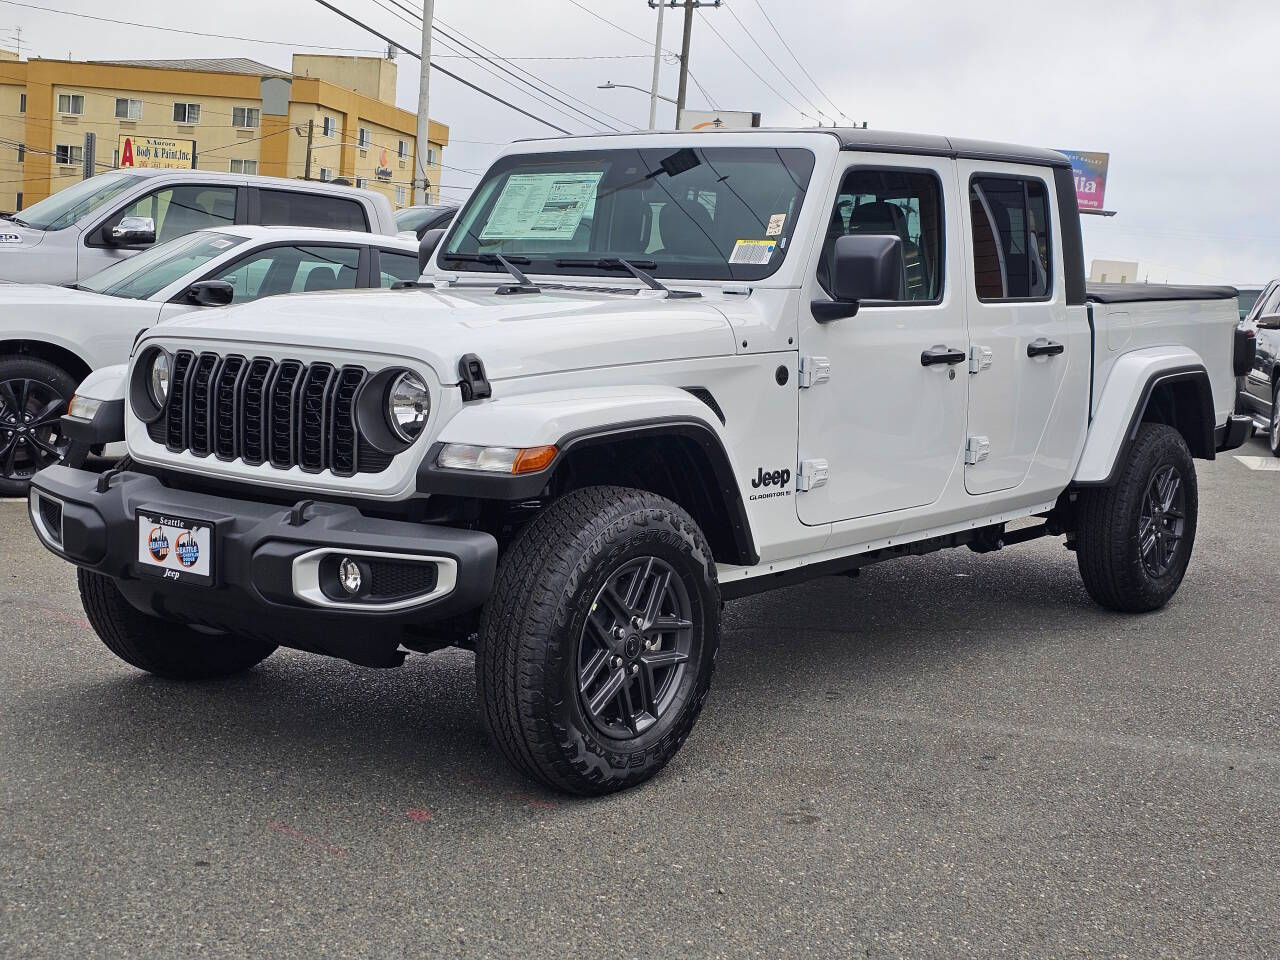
136 511 214 585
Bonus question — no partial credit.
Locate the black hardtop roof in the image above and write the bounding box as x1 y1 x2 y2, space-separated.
514 127 1072 169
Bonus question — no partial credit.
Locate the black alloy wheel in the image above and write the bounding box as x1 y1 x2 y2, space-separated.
1138 464 1186 578
1270 381 1280 457
577 556 695 739
0 376 70 485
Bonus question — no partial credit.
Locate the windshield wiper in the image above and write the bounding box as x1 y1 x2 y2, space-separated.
555 257 701 299
440 252 540 295
1 214 29 227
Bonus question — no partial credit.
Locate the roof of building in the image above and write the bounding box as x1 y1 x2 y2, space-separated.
89 58 291 80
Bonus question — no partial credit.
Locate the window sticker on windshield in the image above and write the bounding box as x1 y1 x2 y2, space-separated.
479 171 604 242
209 238 234 249
766 213 786 237
729 239 776 265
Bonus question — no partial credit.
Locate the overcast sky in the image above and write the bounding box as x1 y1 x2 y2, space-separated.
8 0 1279 284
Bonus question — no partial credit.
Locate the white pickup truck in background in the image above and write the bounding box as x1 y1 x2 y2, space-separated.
0 168 398 286
27 128 1254 795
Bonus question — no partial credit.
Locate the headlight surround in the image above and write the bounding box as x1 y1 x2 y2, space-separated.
387 370 430 442
148 350 171 407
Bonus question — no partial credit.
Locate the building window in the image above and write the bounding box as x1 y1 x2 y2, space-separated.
15 192 21 211
114 98 143 120
394 185 407 207
319 167 334 182
55 144 83 165
19 93 25 113
232 106 260 129
16 144 23 163
322 116 336 138
426 147 436 166
173 102 201 124
355 177 367 189
230 158 258 175
358 127 370 149
398 140 408 160
58 93 84 115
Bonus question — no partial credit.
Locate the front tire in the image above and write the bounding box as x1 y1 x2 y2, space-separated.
1075 423 1198 612
79 570 277 679
476 486 720 796
0 356 76 496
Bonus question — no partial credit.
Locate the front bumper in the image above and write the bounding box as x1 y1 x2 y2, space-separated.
28 465 498 661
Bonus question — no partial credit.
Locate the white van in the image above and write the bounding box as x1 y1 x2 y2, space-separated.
0 169 399 285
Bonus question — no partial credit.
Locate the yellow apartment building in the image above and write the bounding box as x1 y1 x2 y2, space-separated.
0 52 449 213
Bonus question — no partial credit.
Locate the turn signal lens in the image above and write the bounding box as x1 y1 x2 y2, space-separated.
68 395 102 420
437 443 558 474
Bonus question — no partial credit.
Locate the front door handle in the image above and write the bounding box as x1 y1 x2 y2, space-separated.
920 345 967 367
1027 338 1065 358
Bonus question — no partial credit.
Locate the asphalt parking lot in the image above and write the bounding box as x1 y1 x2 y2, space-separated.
2 440 1278 960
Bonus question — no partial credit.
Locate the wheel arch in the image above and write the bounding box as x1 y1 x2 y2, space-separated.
0 339 93 386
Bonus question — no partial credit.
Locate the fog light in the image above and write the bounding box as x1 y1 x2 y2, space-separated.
338 557 364 596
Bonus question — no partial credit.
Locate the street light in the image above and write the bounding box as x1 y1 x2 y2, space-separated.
598 81 676 106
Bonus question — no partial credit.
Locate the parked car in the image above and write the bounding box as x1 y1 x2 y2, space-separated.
0 169 398 286
394 203 460 239
0 225 420 493
30 129 1251 795
1234 285 1266 322
1237 277 1280 453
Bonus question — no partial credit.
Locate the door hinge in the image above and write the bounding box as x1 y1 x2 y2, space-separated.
969 345 993 375
798 356 831 389
796 458 829 491
965 436 991 465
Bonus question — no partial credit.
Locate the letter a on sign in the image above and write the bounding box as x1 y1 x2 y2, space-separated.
121 137 134 167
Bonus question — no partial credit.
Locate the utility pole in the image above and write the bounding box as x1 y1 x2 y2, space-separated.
81 132 95 180
647 1 665 129
414 0 435 205
671 0 720 129
303 119 314 181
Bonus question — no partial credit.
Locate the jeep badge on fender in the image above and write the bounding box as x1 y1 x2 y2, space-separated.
752 467 792 488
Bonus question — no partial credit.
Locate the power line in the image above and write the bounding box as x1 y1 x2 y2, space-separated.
744 0 854 124
0 0 384 53
696 7 807 121
309 0 573 135
720 1 830 123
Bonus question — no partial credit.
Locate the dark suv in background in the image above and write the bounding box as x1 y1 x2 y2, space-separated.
1238 278 1280 454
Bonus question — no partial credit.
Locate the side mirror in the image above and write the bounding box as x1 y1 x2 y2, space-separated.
1258 313 1280 330
184 280 235 307
418 227 446 275
107 215 156 247
813 234 905 323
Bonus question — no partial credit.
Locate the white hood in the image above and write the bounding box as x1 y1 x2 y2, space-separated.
0 223 48 250
147 284 739 383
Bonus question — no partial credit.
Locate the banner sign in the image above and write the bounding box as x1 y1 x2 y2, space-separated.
118 135 196 170
1059 149 1110 211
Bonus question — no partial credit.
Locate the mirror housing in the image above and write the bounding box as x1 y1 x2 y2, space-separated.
184 280 235 307
812 234 905 323
107 215 156 247
1257 312 1280 331
418 227 446 275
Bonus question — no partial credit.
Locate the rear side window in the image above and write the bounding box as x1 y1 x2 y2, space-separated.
377 250 422 286
969 176 1052 301
258 189 369 231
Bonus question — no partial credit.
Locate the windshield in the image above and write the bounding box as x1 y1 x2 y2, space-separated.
14 172 145 231
79 231 247 300
440 146 815 282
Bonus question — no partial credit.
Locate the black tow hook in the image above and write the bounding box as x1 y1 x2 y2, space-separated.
288 500 316 527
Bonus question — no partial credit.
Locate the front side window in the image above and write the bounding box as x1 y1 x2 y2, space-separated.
378 250 421 286
817 168 944 302
441 146 815 282
230 158 258 175
116 184 237 244
80 231 247 300
969 175 1052 301
232 106 260 129
115 98 143 120
58 93 84 115
258 189 368 231
207 244 361 303
12 172 143 231
54 144 83 165
173 102 201 124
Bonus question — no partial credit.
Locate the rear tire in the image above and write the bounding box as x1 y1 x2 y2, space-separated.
1269 381 1280 457
476 486 720 796
79 569 276 680
0 355 76 496
1075 423 1198 612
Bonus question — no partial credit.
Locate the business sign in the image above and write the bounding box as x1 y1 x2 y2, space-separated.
374 147 393 181
1059 149 1110 211
678 109 761 131
118 135 196 170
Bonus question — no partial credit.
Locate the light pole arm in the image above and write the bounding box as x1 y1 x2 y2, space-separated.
598 82 677 105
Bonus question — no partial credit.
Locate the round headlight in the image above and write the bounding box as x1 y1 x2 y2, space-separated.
148 351 171 407
387 371 430 442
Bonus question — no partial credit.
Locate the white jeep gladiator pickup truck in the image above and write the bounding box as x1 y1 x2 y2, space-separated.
27 129 1254 795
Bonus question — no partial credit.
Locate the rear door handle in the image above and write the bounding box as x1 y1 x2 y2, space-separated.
920 345 967 366
1027 338 1065 358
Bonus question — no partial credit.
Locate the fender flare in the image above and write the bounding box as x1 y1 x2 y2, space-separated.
1074 352 1215 486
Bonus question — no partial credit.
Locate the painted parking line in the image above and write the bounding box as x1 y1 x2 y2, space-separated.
1 498 28 504
1234 456 1280 471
